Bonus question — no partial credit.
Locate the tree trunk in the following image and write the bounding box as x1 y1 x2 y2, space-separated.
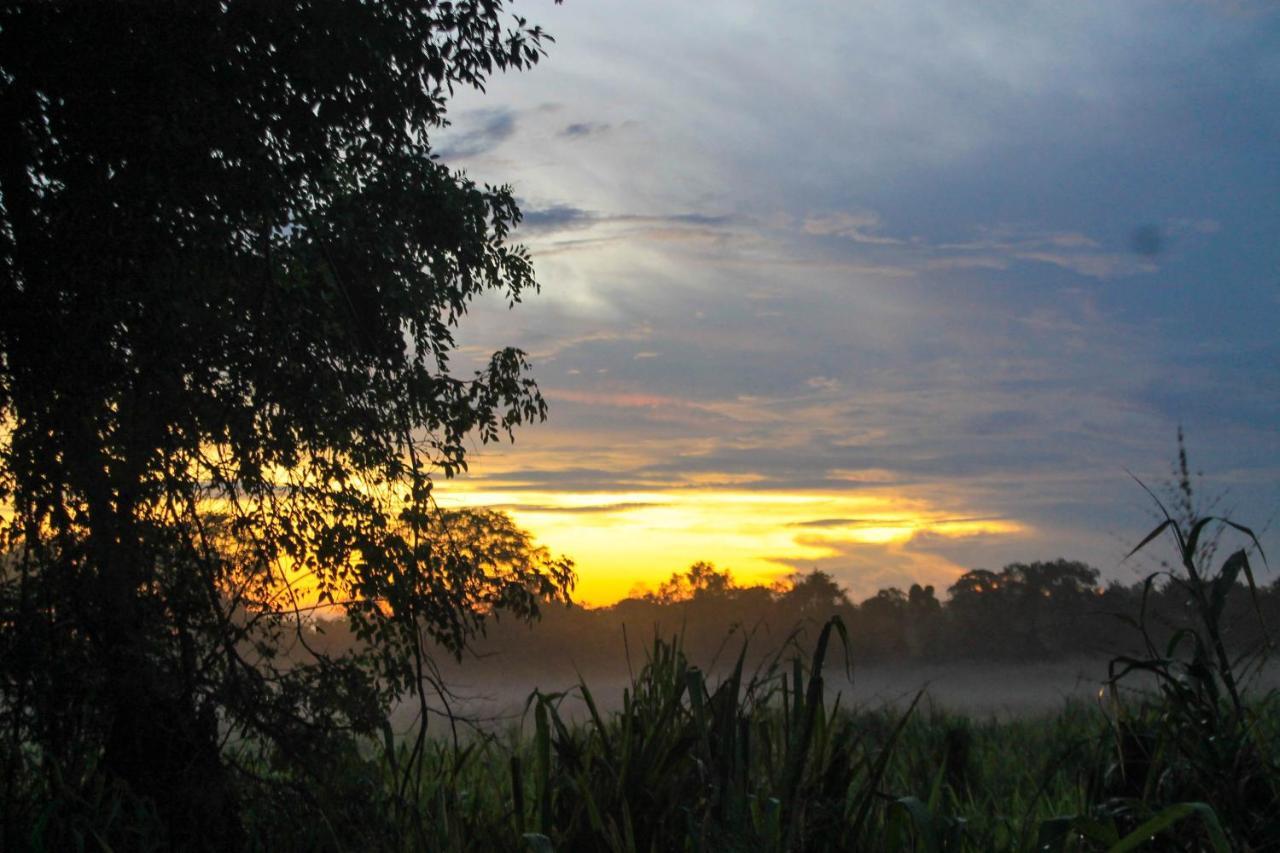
83 435 242 850
101 653 242 851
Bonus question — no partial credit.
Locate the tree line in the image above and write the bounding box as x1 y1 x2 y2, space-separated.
381 554 1277 678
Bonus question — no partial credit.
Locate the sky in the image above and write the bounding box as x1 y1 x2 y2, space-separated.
431 0 1280 605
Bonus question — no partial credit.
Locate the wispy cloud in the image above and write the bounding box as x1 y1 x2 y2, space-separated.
488 501 665 515
1012 250 1157 279
517 205 736 238
803 211 903 245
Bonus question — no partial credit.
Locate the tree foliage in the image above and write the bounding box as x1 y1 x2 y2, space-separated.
653 560 736 603
0 1 569 846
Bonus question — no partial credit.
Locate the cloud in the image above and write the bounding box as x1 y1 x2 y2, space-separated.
921 256 1009 272
737 215 1164 282
964 409 1041 437
664 212 734 227
434 0 1280 600
520 204 597 233
790 515 1008 529
435 108 517 160
927 224 1160 280
1167 218 1221 235
560 121 612 138
790 517 900 529
491 501 665 514
766 538 968 602
1012 251 1157 279
514 204 736 243
458 467 679 492
803 211 903 245
804 376 841 392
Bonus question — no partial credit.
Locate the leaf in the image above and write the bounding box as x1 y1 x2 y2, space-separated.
888 796 938 851
1124 519 1174 562
523 833 556 853
1035 816 1076 853
1220 519 1267 562
1107 802 1229 853
1184 516 1218 564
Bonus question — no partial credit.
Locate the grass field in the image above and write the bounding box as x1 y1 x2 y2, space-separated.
21 619 1278 851
218 622 1273 852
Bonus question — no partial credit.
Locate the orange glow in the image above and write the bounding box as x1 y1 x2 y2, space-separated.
432 485 1028 605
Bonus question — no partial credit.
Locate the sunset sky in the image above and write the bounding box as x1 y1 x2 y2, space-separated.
432 0 1279 605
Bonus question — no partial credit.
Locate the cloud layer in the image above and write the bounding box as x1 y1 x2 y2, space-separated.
430 0 1280 603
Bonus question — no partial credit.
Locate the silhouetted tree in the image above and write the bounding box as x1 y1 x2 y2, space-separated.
908 583 941 613
782 570 850 614
1002 559 1100 654
1006 559 1099 599
949 568 1004 601
859 587 909 658
905 583 942 657
946 562 1102 658
655 560 737 603
946 569 1004 656
0 2 567 846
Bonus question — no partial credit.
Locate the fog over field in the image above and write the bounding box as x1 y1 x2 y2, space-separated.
392 650 1280 731
393 661 1107 729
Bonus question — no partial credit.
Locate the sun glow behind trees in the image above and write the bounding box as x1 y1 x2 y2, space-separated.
434 485 1026 604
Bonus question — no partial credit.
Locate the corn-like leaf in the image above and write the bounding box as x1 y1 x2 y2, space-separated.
1108 802 1229 853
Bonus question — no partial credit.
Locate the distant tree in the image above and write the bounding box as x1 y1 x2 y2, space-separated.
904 583 942 657
655 560 736 603
1004 559 1100 600
861 586 908 612
0 2 567 846
907 583 941 614
947 569 1012 657
688 560 737 600
858 587 909 658
948 568 1004 602
782 570 851 613
947 562 1101 658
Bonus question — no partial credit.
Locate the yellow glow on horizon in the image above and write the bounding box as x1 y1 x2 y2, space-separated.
432 485 1028 605
841 525 913 544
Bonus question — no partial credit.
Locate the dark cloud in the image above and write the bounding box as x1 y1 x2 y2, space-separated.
464 467 678 492
965 409 1042 437
789 516 1006 529
789 517 895 528
436 108 517 160
663 212 734 226
561 121 611 138
515 205 734 237
1129 224 1164 257
490 501 666 514
520 204 598 233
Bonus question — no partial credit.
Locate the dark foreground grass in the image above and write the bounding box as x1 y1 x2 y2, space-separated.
23 626 1272 852
230 627 1272 852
